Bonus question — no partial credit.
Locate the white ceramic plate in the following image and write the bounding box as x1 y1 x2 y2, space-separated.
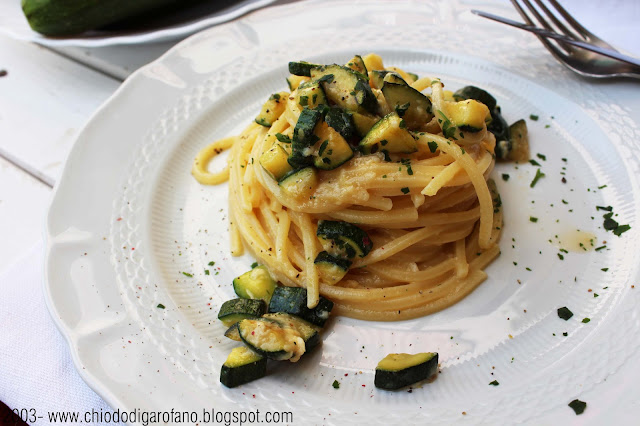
0 0 276 47
46 0 640 423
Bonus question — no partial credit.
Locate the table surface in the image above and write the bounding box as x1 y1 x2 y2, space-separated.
1 0 639 422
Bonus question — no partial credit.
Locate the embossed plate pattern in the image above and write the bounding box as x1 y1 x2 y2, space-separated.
46 0 640 424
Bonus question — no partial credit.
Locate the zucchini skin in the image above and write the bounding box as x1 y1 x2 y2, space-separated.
217 298 266 327
267 287 334 327
22 0 183 36
374 352 439 390
219 347 267 388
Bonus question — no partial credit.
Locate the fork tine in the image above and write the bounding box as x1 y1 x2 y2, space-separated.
532 0 582 40
511 0 573 54
546 0 596 39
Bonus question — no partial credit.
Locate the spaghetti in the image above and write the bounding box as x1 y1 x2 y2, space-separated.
193 54 507 321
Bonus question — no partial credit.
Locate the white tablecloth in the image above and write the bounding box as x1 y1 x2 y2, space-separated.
0 243 123 425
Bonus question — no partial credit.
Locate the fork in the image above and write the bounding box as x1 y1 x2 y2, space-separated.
508 0 640 79
474 0 640 79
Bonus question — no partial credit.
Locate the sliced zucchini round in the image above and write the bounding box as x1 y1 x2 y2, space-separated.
263 312 322 354
278 167 318 198
217 298 266 327
359 112 418 155
316 220 373 259
255 92 288 127
224 322 241 342
220 346 267 388
267 286 334 328
374 352 439 390
381 83 432 130
237 318 305 362
232 265 277 303
314 251 351 285
453 85 497 111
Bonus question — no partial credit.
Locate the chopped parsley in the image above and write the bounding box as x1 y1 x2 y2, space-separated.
204 270 210 275
275 133 291 144
596 205 613 211
427 141 438 153
332 380 340 389
251 262 259 269
562 332 568 336
568 399 587 415
157 303 165 309
557 253 564 260
582 318 591 323
601 268 608 272
529 159 541 167
530 168 545 188
208 261 215 266
401 187 410 194
613 224 631 236
536 153 546 161
557 306 573 320
182 272 193 277
489 380 499 386
529 114 539 121
502 173 510 181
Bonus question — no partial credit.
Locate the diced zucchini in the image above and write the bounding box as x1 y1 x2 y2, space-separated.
446 99 490 133
310 65 378 114
296 80 327 109
381 83 432 130
369 70 389 90
224 323 241 341
453 85 497 111
506 119 530 162
374 352 439 390
218 298 267 327
345 55 368 76
314 251 351 285
288 61 320 77
489 106 511 155
312 122 354 170
286 75 308 91
267 286 334 327
263 312 322 353
289 108 322 168
383 72 407 85
278 167 318 198
316 220 373 259
232 265 277 303
237 317 305 361
220 346 267 388
255 92 288 127
362 53 385 71
359 112 417 154
325 107 358 142
260 142 294 181
351 111 380 137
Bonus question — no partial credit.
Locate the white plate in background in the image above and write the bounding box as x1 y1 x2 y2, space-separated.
0 0 277 47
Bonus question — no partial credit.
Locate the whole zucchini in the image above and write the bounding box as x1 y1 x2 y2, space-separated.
22 0 183 36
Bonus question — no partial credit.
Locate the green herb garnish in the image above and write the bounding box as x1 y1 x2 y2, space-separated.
530 168 545 188
332 380 340 389
529 114 539 121
401 187 410 194
568 399 586 415
427 141 438 153
557 306 573 320
157 303 165 309
489 380 499 386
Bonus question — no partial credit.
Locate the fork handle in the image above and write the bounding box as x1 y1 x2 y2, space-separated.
472 10 640 68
